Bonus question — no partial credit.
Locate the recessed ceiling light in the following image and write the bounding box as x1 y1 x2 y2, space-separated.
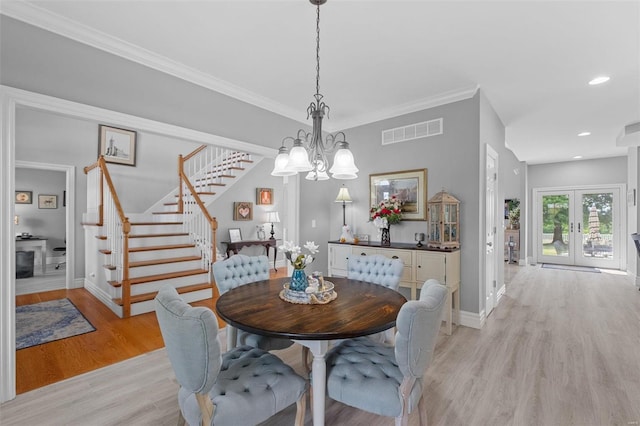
573 155 583 159
588 76 610 85
578 132 591 136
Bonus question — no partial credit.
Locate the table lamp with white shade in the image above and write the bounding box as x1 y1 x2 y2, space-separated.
266 211 280 240
334 185 352 226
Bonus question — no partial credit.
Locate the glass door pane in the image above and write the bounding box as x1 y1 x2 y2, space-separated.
540 193 572 263
575 189 620 269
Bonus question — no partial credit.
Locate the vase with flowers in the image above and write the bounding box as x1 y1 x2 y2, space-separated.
370 196 403 246
279 241 319 291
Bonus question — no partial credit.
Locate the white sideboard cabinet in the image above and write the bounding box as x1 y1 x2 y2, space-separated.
327 241 460 334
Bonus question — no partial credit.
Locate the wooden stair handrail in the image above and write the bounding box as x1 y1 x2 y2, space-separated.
84 156 132 317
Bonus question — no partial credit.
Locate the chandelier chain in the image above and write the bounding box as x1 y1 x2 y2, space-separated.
315 2 321 97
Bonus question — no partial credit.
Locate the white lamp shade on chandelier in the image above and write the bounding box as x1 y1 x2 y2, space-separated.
270 0 358 181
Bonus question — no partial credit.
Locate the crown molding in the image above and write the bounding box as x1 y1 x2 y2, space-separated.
0 1 304 124
0 85 278 158
1 2 479 132
331 85 479 131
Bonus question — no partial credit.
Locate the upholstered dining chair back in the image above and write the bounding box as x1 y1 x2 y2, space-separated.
325 279 447 426
212 254 270 295
212 254 293 351
347 254 404 290
155 286 307 426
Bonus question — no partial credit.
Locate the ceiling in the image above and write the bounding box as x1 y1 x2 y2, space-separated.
2 0 639 164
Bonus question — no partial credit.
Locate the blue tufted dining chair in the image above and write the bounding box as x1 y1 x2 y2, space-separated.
212 254 294 351
155 286 307 426
347 254 404 291
325 279 447 426
348 254 404 344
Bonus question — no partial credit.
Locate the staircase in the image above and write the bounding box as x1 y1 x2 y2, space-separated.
84 146 262 318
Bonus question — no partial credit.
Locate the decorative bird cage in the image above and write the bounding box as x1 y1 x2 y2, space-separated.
427 190 460 249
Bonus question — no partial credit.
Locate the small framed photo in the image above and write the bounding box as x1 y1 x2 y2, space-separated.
229 228 242 243
38 194 58 209
233 202 253 221
256 188 273 205
99 124 137 166
15 190 32 204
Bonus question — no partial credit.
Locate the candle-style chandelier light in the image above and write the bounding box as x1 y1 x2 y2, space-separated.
271 0 358 181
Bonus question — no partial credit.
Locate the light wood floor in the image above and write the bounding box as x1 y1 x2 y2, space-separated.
4 265 640 425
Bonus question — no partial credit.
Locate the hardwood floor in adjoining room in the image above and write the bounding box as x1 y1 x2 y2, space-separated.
14 268 286 394
4 265 640 425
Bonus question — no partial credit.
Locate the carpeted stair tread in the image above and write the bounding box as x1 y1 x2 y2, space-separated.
112 283 213 305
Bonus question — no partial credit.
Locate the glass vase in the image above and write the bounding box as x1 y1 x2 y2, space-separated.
289 268 308 292
381 225 391 246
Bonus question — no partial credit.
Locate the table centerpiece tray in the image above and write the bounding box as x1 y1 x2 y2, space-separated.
280 281 337 305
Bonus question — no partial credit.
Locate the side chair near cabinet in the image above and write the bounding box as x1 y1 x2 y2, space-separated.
154 286 306 426
325 279 447 426
347 254 404 291
348 254 404 344
212 254 293 351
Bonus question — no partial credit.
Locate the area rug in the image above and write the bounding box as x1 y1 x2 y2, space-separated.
541 263 601 273
16 298 96 350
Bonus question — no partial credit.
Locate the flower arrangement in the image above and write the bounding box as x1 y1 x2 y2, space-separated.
279 241 319 269
370 196 403 229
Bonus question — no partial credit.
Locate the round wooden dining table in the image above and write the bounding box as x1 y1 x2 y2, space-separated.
216 276 407 426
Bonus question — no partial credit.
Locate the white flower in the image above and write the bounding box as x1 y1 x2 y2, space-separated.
279 240 319 269
373 217 389 229
304 241 319 254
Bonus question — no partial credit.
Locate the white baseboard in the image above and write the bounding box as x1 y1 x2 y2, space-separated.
84 278 122 317
459 310 484 329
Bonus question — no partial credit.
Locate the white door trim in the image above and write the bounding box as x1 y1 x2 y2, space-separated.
484 144 499 317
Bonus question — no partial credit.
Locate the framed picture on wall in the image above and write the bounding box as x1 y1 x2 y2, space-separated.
99 124 137 166
256 188 273 205
15 191 32 204
369 169 427 221
38 194 58 209
233 202 253 221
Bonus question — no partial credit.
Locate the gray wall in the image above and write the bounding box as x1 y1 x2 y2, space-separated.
14 168 66 258
2 16 305 280
299 94 484 314
15 108 202 277
526 156 628 256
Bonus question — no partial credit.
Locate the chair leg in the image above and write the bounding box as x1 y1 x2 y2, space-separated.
294 391 307 426
418 395 428 426
195 393 214 426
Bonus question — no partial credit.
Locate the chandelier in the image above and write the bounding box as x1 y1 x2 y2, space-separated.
271 0 358 181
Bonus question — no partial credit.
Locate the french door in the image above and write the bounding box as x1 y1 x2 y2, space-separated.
535 186 623 269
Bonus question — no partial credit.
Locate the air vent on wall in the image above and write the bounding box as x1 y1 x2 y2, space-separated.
381 118 443 145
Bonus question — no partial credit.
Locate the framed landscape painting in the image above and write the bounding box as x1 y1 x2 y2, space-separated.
369 169 427 221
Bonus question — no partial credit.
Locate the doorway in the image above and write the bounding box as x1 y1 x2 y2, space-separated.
534 185 624 269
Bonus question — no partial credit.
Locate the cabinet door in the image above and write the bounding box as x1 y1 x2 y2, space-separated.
328 244 352 277
415 252 445 283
